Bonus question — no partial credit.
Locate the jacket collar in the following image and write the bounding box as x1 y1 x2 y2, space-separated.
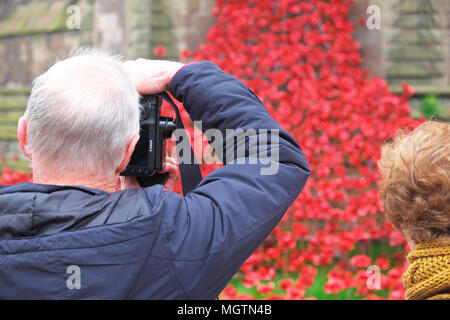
0 183 143 240
0 182 108 196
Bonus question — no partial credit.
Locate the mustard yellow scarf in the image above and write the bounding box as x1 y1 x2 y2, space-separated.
403 239 450 300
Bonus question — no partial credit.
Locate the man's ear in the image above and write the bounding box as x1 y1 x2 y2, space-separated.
17 116 31 160
117 134 140 174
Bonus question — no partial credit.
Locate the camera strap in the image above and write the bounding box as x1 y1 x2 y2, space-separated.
156 92 203 197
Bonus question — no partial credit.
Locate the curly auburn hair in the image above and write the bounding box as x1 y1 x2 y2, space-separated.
378 120 450 243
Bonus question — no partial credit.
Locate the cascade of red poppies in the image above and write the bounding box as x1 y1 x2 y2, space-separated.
189 0 421 299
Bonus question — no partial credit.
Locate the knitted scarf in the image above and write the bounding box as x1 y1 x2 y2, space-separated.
403 239 450 300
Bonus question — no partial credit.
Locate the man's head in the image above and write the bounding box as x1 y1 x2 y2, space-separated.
18 49 140 184
378 121 450 245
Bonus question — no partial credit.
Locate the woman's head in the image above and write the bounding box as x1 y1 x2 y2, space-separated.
378 121 450 244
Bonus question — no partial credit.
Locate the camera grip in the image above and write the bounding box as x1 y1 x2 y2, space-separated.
136 172 169 188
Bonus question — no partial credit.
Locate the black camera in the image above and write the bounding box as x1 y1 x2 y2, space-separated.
120 95 176 181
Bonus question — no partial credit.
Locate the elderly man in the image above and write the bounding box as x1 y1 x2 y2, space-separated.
0 50 310 299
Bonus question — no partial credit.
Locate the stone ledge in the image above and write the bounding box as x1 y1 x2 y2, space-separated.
391 30 440 45
0 97 28 110
0 111 22 125
394 13 440 29
0 0 71 39
396 0 437 14
390 84 450 120
389 84 450 96
0 126 19 140
386 62 443 79
0 88 31 95
389 46 443 62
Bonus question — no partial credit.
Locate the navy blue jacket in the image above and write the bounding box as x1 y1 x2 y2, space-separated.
0 61 310 299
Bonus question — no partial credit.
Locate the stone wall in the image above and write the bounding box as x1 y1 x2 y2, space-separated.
350 0 450 119
0 0 215 87
0 0 215 160
0 0 80 87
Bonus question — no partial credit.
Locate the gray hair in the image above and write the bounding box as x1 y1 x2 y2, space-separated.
25 49 140 177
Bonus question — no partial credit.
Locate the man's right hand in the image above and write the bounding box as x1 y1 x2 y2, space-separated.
122 59 184 95
119 156 178 192
120 59 184 192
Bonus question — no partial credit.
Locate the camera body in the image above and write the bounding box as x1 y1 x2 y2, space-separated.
120 95 176 178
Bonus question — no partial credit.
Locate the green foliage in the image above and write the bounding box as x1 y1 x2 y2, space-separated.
419 94 444 119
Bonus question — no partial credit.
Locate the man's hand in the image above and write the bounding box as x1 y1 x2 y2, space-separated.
120 59 183 191
122 59 184 95
159 156 178 191
119 157 179 192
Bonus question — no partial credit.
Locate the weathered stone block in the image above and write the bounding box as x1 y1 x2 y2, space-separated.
0 126 19 140
0 97 28 110
386 62 443 79
391 30 441 45
396 0 437 14
129 13 153 30
389 45 444 61
0 111 22 125
394 13 440 29
0 0 70 38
